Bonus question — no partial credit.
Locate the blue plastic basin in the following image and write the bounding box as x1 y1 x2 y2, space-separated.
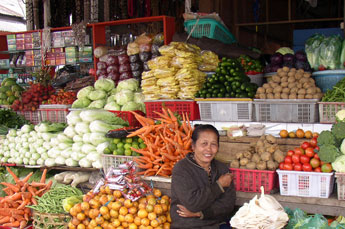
312 70 345 93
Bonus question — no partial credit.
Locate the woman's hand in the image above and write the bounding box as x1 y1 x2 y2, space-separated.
217 173 234 188
177 204 201 218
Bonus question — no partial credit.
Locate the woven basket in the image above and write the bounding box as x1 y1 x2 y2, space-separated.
32 211 70 229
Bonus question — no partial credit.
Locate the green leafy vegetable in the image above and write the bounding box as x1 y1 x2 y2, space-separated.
317 130 337 146
331 122 345 141
317 144 341 163
0 109 30 132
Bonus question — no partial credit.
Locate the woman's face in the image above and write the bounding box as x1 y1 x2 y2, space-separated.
192 130 219 166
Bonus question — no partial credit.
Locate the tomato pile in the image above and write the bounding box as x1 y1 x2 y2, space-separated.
44 89 76 105
279 136 333 173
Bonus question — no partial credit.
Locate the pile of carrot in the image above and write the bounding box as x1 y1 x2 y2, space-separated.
0 167 52 228
128 108 193 177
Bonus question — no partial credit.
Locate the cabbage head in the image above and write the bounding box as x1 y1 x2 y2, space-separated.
77 86 94 99
134 92 145 103
88 99 106 109
276 47 294 55
116 89 134 106
104 102 121 111
71 98 91 108
94 78 115 92
121 101 142 111
88 90 107 101
107 95 116 103
117 78 139 92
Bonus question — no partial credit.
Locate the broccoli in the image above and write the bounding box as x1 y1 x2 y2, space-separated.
318 144 341 163
317 130 337 146
331 122 345 141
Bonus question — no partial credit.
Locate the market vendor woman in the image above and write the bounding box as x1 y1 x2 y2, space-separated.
170 124 236 229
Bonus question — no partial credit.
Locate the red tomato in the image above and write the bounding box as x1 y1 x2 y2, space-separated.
302 163 313 171
315 146 320 151
284 163 293 171
310 158 320 169
279 162 285 170
294 147 305 156
314 153 320 160
294 163 302 171
305 147 315 158
286 150 294 157
301 141 311 150
284 156 293 164
310 137 318 148
320 160 325 166
292 154 300 164
314 167 321 172
300 155 310 164
321 163 333 173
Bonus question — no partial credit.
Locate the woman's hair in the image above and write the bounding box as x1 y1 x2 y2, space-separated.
192 124 220 145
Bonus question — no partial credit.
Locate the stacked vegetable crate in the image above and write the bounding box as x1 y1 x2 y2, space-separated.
318 102 345 123
38 104 71 123
335 173 345 200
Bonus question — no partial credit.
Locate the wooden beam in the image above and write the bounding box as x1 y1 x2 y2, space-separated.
236 17 343 26
43 0 51 28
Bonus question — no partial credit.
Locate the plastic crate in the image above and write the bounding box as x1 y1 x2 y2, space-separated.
318 102 345 123
32 211 70 229
16 110 40 124
101 154 136 174
144 100 200 120
230 168 278 194
335 172 345 200
277 169 334 198
196 98 252 121
38 104 71 123
108 110 145 127
312 70 345 93
184 18 236 44
247 73 263 86
253 99 319 123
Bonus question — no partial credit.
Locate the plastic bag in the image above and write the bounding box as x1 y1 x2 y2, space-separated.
143 93 160 100
285 207 329 229
305 34 324 70
119 71 133 81
139 52 152 62
201 50 219 65
96 69 107 76
153 33 164 46
158 45 176 57
97 61 107 70
154 67 177 79
118 54 130 65
151 44 161 55
139 44 152 53
132 70 142 80
105 55 119 66
119 64 131 73
107 65 119 74
147 56 171 69
107 72 120 81
141 78 156 87
129 54 140 63
319 35 342 70
127 42 140 56
135 33 153 45
141 70 155 80
157 77 177 86
130 62 143 72
143 62 150 71
142 85 160 93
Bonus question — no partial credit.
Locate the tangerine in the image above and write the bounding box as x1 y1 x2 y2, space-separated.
279 129 288 138
305 130 313 139
296 129 305 138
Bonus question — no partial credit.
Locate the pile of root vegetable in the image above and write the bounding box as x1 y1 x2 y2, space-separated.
230 135 285 170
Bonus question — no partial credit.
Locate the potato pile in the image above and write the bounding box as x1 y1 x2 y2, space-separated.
255 67 323 99
230 135 285 170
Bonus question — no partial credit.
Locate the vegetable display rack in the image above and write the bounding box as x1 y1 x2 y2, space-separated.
38 104 71 123
318 102 345 123
277 169 334 198
253 99 319 123
101 154 136 174
335 172 345 200
108 110 145 127
230 168 278 194
32 211 70 229
196 98 253 122
144 100 200 120
16 111 40 124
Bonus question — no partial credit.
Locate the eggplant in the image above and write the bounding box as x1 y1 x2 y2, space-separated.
270 53 283 65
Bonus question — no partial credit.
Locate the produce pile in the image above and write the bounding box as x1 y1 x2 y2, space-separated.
230 135 284 170
72 78 145 112
238 55 263 74
305 34 344 70
141 42 217 100
321 77 345 102
0 109 29 135
255 67 323 99
104 135 146 156
43 89 76 105
128 108 193 176
264 48 311 73
0 167 52 228
230 187 289 228
279 136 333 172
195 58 258 98
279 129 317 139
0 78 24 105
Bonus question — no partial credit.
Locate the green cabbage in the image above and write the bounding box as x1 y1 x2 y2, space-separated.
77 86 94 99
89 120 124 133
94 78 115 92
332 155 345 172
79 110 128 126
121 101 142 111
107 95 116 103
88 90 107 101
72 98 91 108
104 102 121 111
116 89 134 106
276 47 294 55
319 35 342 70
117 79 139 92
305 34 324 70
88 99 106 109
90 133 110 146
134 92 145 103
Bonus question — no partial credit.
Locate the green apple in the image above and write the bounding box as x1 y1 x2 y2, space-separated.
138 138 144 143
103 148 111 154
117 142 124 149
125 138 133 143
116 148 125 155
113 138 121 144
139 143 147 149
131 143 139 149
122 138 127 143
108 142 117 151
124 143 132 150
124 149 132 156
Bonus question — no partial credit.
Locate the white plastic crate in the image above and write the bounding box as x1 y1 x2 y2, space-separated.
101 154 136 175
318 102 345 124
16 111 40 124
38 104 71 123
277 169 334 198
196 99 253 121
335 172 345 200
253 99 319 123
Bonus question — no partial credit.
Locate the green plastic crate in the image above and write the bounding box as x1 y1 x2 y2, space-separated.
184 18 236 44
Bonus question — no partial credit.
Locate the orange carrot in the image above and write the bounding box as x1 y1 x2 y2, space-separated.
30 182 47 187
3 221 20 227
1 183 20 193
40 169 47 183
17 199 29 210
21 172 33 184
0 216 10 224
20 220 28 229
3 192 21 202
6 167 20 184
27 186 37 197
31 197 37 205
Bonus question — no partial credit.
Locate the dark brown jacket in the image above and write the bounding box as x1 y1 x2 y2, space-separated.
170 153 236 229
